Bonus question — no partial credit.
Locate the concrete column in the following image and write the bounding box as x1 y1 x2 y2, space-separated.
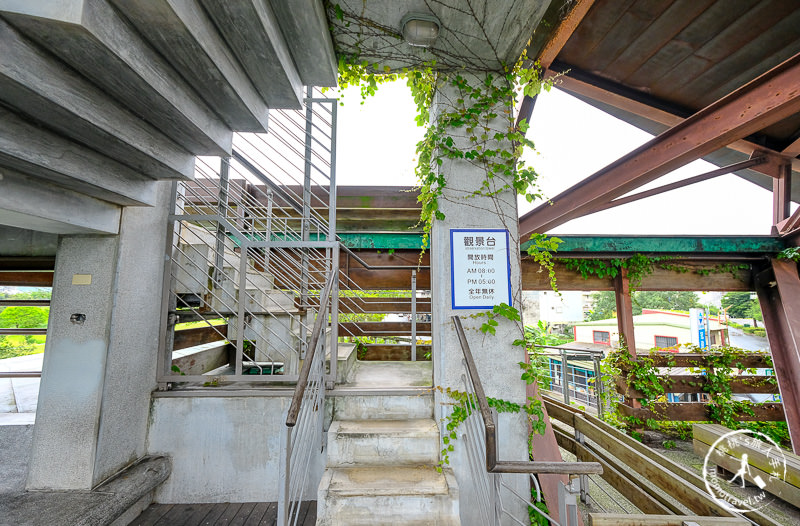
429 73 528 525
26 181 172 489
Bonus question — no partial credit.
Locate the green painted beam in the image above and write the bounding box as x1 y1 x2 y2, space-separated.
337 232 426 250
520 235 785 254
230 230 784 254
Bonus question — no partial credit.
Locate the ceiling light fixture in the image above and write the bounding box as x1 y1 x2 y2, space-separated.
401 13 440 47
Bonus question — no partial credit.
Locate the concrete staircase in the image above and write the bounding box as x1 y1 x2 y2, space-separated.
318 360 460 525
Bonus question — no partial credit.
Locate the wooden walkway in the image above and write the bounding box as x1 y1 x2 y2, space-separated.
129 501 317 526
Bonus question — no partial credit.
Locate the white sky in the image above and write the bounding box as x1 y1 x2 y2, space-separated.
334 80 778 236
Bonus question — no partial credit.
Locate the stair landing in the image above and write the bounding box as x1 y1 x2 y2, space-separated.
342 360 432 388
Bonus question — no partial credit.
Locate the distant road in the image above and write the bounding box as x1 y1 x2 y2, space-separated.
727 326 769 352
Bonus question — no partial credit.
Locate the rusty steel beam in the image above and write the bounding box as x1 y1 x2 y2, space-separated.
593 158 766 214
756 259 800 454
773 163 792 228
521 52 800 236
546 67 800 174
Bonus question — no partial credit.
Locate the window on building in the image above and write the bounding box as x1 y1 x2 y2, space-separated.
593 330 610 345
654 335 678 349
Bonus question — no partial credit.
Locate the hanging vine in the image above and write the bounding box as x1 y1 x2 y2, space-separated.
325 2 559 252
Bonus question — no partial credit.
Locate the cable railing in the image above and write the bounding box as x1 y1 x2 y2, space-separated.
278 270 336 526
451 315 603 526
157 91 339 386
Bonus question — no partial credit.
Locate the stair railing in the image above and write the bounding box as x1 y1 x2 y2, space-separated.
450 315 603 526
278 269 336 526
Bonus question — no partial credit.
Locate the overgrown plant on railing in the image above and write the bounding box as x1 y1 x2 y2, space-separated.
436 365 547 469
526 234 563 294
600 345 789 446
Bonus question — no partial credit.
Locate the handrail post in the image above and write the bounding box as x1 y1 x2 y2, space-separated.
411 270 417 361
593 354 603 418
264 189 273 271
561 348 570 405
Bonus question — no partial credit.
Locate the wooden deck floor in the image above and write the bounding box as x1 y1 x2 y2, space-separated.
129 501 317 526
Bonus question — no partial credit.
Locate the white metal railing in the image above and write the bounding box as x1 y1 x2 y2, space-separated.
278 272 335 526
533 345 606 417
450 316 603 526
157 91 339 386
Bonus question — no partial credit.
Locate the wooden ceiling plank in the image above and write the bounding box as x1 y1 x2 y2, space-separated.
520 52 800 236
695 25 800 108
672 1 799 104
561 0 636 59
610 0 714 83
626 0 757 88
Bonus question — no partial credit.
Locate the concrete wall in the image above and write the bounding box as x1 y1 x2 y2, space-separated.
26 182 171 490
0 225 57 256
146 395 325 503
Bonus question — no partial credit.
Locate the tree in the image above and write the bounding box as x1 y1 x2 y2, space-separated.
588 290 702 321
0 306 49 329
587 291 623 321
721 292 756 319
634 291 701 312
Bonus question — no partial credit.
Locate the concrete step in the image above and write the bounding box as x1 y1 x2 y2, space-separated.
331 392 433 421
344 360 433 388
327 419 439 467
317 466 460 526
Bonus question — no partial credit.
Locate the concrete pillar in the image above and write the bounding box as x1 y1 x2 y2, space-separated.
429 73 528 525
26 182 172 489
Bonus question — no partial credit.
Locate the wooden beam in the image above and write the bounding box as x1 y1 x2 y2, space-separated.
537 0 595 69
757 259 800 453
521 52 800 236
588 514 749 526
554 427 673 515
521 259 753 291
783 135 800 158
547 397 781 526
0 271 53 287
617 402 785 422
339 321 431 337
173 324 227 351
516 0 596 130
337 298 431 314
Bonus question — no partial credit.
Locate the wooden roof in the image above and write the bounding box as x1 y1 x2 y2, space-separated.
554 0 800 150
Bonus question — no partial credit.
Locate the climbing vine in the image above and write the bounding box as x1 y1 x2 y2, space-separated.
436 361 547 469
603 345 787 445
325 2 559 251
560 253 664 291
526 234 563 294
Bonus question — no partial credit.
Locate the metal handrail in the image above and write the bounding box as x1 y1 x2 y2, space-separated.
286 269 336 427
451 315 603 476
